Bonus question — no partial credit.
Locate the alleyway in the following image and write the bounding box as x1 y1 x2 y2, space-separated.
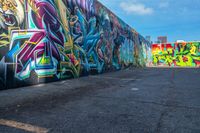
0 68 199 133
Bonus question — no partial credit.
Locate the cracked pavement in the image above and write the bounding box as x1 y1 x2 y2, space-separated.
0 68 199 133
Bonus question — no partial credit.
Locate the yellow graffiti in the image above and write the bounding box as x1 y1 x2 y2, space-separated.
152 42 200 67
0 0 17 12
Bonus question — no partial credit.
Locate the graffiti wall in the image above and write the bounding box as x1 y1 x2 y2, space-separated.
152 42 200 67
0 0 150 89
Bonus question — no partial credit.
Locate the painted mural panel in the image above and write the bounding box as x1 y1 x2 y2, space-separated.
152 42 200 67
0 0 150 89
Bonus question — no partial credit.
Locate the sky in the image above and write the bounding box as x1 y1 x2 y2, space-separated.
98 0 200 43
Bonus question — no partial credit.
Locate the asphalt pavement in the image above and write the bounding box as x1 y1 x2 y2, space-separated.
0 68 199 133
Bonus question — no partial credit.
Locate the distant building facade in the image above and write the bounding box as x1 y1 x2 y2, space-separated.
145 36 151 42
157 36 167 43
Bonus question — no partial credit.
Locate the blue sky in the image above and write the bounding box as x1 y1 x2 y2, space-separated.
98 0 200 42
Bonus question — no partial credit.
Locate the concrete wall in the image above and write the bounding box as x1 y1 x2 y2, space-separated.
152 42 200 67
0 0 151 89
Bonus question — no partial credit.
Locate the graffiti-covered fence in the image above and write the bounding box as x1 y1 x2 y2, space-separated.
0 0 151 89
152 42 200 67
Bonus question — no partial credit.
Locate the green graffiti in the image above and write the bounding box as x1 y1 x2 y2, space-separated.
152 42 200 67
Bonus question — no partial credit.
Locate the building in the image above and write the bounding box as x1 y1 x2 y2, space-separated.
145 36 151 42
157 36 167 43
176 40 185 43
152 41 200 67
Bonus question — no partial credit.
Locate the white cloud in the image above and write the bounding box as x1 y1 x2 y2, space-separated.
120 2 154 15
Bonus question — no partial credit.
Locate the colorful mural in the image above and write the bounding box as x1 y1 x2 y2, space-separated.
152 42 200 67
0 0 151 89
